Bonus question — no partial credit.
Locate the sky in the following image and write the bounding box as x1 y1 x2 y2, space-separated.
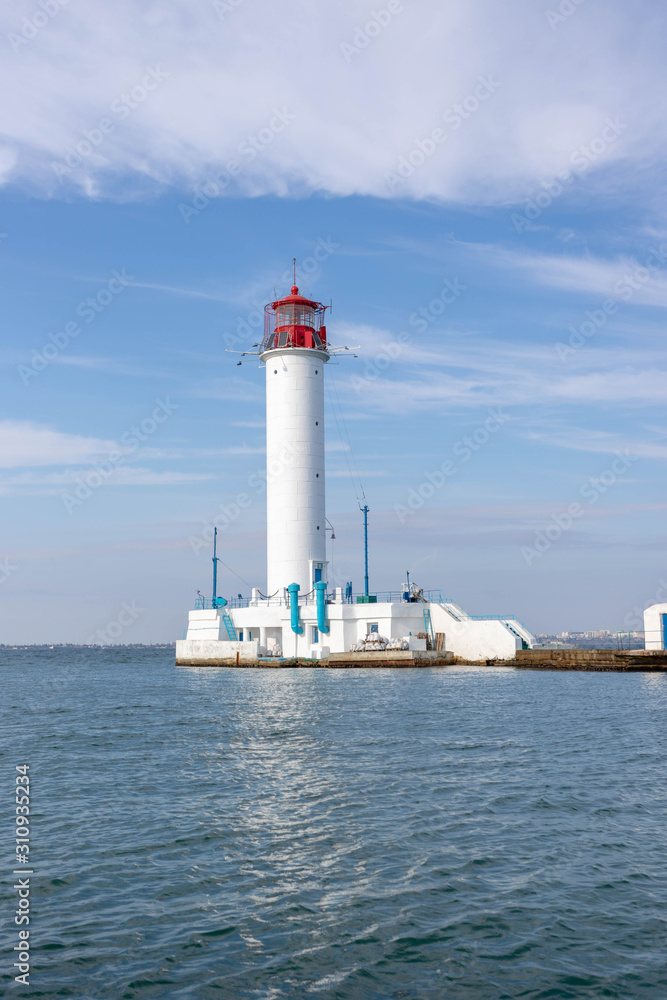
1 0 667 643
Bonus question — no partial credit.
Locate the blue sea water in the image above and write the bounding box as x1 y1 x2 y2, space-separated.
1 647 667 999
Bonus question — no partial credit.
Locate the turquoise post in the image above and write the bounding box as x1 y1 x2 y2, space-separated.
288 583 303 634
315 581 330 634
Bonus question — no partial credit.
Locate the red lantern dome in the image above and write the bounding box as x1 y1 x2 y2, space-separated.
261 285 328 353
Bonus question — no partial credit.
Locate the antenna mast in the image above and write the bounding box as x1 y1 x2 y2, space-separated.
212 527 220 603
361 504 370 597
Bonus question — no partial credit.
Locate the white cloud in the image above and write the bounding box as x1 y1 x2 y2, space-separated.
549 370 667 403
136 445 263 458
0 421 228 489
124 280 233 302
487 247 667 305
327 469 387 478
53 355 165 377
0 467 214 496
0 420 117 468
1 0 664 204
334 322 667 412
524 424 667 461
346 366 667 412
192 377 264 402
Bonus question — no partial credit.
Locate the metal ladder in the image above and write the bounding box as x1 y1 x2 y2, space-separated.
221 610 238 641
423 607 435 647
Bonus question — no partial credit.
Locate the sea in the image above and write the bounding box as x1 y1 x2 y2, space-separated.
1 646 666 999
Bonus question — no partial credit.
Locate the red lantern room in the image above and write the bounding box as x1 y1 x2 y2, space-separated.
261 285 328 353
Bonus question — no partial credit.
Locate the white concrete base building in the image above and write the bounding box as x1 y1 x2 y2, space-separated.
177 282 536 665
177 593 534 663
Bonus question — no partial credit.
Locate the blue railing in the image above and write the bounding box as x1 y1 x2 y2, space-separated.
362 589 449 605
467 614 533 634
193 588 449 610
194 596 252 610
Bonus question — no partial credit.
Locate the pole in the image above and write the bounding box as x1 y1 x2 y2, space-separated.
212 526 219 603
362 504 369 597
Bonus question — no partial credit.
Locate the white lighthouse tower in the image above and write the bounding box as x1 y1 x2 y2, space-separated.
262 285 329 597
177 275 536 665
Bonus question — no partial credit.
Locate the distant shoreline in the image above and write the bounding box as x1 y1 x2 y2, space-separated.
0 643 176 649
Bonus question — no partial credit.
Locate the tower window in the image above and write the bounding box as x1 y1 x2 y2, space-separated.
273 370 277 374
315 421 319 425
311 626 319 644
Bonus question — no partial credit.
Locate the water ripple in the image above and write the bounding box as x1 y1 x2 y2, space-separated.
1 649 667 998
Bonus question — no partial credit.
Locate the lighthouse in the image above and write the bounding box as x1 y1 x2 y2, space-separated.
262 285 329 597
177 274 536 665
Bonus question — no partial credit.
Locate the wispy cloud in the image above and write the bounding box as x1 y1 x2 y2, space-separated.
126 279 234 303
0 1 663 205
549 370 667 403
191 377 263 402
136 445 264 459
327 469 387 478
489 247 667 305
337 322 667 413
53 355 168 377
387 236 667 306
524 423 667 460
0 421 117 469
0 467 214 496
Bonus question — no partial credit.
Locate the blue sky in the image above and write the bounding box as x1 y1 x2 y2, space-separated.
1 0 666 642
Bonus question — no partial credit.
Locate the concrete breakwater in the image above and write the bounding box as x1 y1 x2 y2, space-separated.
175 650 456 668
508 649 667 671
176 648 667 670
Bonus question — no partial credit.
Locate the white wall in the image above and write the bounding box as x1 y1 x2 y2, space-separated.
176 639 260 663
185 609 222 640
644 603 667 650
429 604 520 660
263 346 328 595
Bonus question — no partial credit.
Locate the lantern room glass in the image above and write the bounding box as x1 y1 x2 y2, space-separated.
275 304 316 329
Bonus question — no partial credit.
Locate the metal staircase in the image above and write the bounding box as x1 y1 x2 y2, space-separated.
438 601 467 621
501 619 531 649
